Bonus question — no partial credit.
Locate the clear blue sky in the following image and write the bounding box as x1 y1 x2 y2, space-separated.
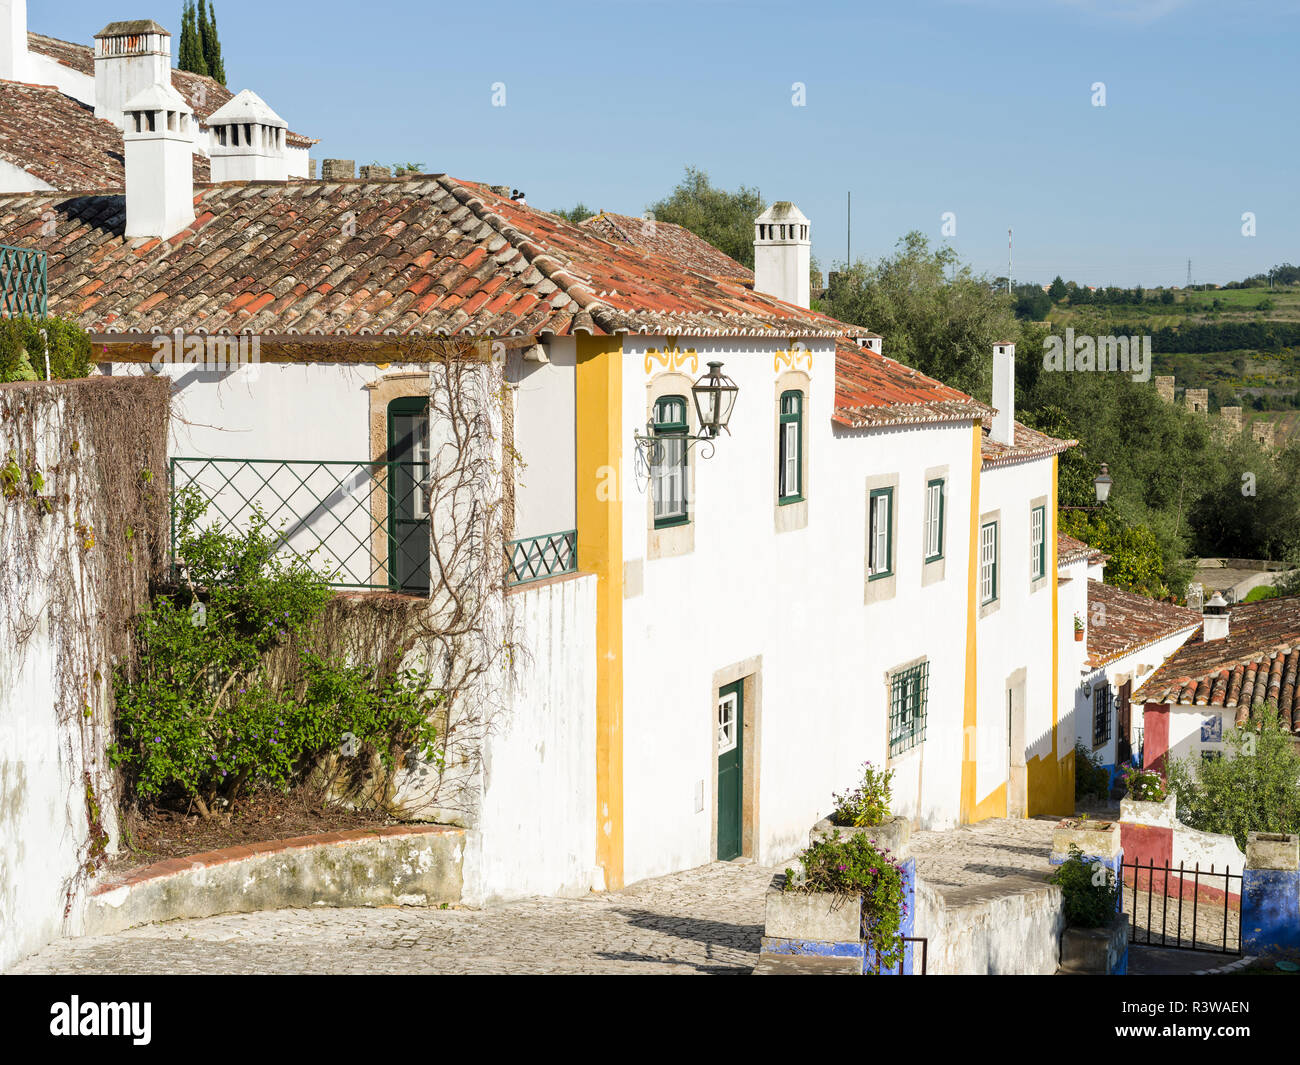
34 0 1300 286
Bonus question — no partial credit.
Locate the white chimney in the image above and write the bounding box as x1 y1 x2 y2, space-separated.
207 90 289 183
856 334 883 355
123 82 195 239
0 0 27 82
94 20 172 130
991 341 1016 446
754 202 811 309
1202 591 1230 642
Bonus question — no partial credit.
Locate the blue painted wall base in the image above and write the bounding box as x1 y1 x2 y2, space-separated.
1243 869 1300 953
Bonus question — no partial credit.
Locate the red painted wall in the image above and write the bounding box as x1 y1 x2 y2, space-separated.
1143 702 1169 772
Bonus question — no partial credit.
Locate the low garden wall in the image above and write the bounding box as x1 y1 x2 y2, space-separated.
1120 794 1244 904
913 876 1064 975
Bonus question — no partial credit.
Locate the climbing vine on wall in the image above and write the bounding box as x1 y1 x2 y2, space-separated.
0 375 170 904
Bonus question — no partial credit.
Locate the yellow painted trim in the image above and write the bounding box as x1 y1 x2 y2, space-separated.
960 421 981 823
972 782 1007 822
575 335 625 890
1026 455 1074 816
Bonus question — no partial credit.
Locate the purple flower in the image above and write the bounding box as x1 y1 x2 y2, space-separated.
153 736 162 743
837 863 847 871
870 867 878 876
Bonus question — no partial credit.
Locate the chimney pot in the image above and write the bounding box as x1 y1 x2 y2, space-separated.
122 81 195 239
1203 591 1230 642
359 164 391 179
753 201 811 308
206 90 289 183
991 342 1016 446
93 19 173 130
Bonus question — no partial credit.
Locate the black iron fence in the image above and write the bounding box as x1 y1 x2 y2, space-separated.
1122 857 1242 955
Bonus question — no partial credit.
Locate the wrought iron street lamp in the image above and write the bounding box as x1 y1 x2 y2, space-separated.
633 360 739 465
1061 462 1115 511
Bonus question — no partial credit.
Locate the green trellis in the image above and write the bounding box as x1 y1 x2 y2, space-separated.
0 244 47 318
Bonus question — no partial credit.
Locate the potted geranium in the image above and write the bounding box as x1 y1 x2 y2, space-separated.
1074 614 1085 642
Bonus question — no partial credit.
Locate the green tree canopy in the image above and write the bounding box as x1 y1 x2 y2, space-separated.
821 231 1022 399
177 1 208 77
551 203 596 225
646 167 764 270
1047 275 1068 302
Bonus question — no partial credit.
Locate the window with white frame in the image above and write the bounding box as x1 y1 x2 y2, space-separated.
1030 505 1046 580
778 390 803 502
979 521 998 604
652 395 689 528
925 479 944 562
869 487 893 579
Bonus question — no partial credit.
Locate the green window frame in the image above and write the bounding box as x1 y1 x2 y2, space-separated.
889 660 930 757
778 389 803 504
1031 505 1046 581
868 486 893 579
924 478 945 562
979 520 998 604
652 395 689 529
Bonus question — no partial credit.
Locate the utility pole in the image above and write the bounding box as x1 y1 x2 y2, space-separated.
1187 259 1192 290
847 191 851 268
1007 227 1013 294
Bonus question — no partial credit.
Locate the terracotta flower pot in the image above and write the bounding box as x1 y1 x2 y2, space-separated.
1074 629 1084 642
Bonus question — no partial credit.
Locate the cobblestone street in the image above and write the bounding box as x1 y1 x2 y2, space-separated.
12 818 1066 975
12 860 774 975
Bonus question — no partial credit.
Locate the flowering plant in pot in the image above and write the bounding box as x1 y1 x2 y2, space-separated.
1073 613 1085 641
784 831 907 969
1122 766 1166 803
829 761 893 827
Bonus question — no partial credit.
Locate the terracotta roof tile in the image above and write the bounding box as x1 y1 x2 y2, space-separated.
833 338 990 429
0 80 210 189
1086 582 1201 667
981 414 1077 468
0 176 861 338
1133 595 1300 731
579 211 754 283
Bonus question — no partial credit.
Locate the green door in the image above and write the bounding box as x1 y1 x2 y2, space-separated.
717 681 744 861
386 396 431 593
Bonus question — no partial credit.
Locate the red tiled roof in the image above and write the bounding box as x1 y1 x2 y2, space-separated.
981 414 1077 468
1058 532 1108 568
0 175 864 338
580 211 754 283
25 31 315 149
1133 595 1300 731
1086 581 1201 668
0 80 210 189
833 338 990 428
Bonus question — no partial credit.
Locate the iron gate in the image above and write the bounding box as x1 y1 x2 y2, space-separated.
1121 857 1242 955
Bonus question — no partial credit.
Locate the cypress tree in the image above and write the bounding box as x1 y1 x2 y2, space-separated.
204 3 227 86
178 2 208 77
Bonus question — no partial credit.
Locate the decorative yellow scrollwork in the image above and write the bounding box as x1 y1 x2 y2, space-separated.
774 344 813 374
644 337 699 376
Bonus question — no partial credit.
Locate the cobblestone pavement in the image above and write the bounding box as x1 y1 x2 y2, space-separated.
12 860 774 975
909 817 1057 891
14 818 1063 975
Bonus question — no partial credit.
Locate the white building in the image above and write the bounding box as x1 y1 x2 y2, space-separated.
0 3 314 194
0 44 1089 895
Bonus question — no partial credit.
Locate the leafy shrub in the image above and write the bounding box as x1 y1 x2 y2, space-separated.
830 761 893 827
1050 845 1120 928
111 487 442 816
0 316 92 382
1164 710 1300 849
1122 767 1166 802
784 831 907 969
1074 742 1111 800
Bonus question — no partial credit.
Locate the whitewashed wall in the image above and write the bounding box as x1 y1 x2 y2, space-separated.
0 388 119 971
618 335 976 883
1057 555 1090 767
507 338 576 541
975 458 1057 811
466 573 597 903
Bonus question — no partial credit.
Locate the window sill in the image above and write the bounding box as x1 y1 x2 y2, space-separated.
778 494 804 506
653 516 691 531
868 570 893 582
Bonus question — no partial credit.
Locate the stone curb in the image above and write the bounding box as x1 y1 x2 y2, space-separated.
83 825 466 936
1191 954 1256 975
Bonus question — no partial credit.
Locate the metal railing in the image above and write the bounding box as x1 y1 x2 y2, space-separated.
1122 857 1242 955
170 457 431 592
506 529 577 586
171 456 579 593
0 243 47 318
